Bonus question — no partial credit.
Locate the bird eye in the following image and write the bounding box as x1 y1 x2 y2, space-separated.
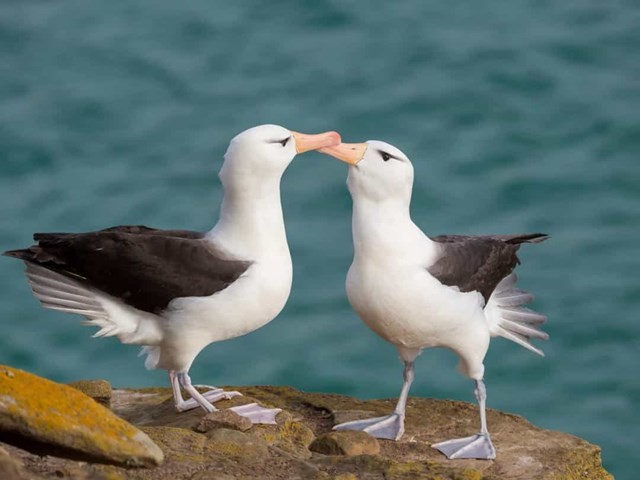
280 137 290 147
381 152 391 162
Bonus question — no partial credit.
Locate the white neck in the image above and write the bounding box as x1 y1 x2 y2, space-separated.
207 175 289 259
351 196 435 265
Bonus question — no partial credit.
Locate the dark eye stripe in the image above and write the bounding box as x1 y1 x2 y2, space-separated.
378 150 402 162
280 137 290 147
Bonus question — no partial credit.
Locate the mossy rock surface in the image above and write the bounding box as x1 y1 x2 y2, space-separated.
0 366 163 468
67 379 112 408
1 380 612 479
310 431 380 456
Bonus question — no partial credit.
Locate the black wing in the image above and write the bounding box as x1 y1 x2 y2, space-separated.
3 225 252 314
428 233 548 303
35 225 205 240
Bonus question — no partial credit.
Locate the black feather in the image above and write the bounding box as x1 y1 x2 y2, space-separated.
428 233 548 304
4 225 252 314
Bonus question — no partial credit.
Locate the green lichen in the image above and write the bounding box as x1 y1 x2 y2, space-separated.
67 379 112 407
454 470 484 480
142 426 205 463
386 460 426 477
205 429 269 459
550 447 613 480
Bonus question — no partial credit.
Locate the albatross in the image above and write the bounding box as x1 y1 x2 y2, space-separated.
4 124 340 423
319 140 548 459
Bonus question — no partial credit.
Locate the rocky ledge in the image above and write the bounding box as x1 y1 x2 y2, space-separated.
0 367 611 480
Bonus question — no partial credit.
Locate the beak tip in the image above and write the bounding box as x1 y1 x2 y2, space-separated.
292 130 342 153
317 141 367 165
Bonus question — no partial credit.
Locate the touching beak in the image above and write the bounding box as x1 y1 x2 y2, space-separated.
291 131 341 154
318 143 368 165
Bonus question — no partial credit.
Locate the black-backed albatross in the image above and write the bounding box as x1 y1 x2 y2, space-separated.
4 124 340 423
319 140 548 459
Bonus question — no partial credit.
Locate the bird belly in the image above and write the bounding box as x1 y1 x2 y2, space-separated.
155 257 293 370
346 262 487 352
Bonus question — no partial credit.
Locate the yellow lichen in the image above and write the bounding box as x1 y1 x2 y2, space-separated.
333 474 358 480
0 365 162 466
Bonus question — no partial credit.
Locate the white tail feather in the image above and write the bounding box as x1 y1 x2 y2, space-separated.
485 273 548 356
139 346 161 370
24 263 162 346
499 318 549 340
500 306 547 325
93 326 118 338
493 290 534 306
492 325 545 356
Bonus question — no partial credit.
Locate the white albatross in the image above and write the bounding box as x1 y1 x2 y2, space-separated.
4 124 340 423
319 140 548 459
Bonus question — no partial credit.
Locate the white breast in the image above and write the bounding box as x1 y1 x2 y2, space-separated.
165 253 292 342
346 258 487 352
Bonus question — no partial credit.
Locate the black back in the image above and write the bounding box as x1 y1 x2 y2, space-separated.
428 233 548 303
4 225 252 314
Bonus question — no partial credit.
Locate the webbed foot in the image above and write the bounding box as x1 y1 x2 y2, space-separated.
334 413 404 440
175 388 242 412
432 433 496 459
230 402 282 424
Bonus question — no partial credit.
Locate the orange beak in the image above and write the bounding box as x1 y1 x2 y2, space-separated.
291 131 341 154
318 142 368 165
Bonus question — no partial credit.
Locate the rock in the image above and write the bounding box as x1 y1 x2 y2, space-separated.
0 445 28 480
0 366 163 468
310 431 380 456
333 474 358 480
205 428 269 459
68 379 112 408
0 381 612 479
142 426 207 469
248 410 316 459
332 409 379 426
194 410 252 433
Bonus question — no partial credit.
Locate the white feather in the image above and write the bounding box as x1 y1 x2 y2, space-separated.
24 263 162 346
499 306 547 324
485 273 549 356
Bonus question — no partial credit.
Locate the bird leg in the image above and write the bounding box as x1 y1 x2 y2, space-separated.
170 370 282 424
333 360 415 440
172 371 217 413
432 379 497 459
170 372 243 412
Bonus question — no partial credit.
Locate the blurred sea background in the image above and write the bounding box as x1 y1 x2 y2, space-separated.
0 1 638 476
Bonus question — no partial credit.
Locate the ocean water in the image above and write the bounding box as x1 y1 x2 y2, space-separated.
0 1 638 476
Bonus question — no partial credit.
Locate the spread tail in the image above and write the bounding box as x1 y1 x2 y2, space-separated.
485 273 549 356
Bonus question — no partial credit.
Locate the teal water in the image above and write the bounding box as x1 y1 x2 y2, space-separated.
1 1 638 476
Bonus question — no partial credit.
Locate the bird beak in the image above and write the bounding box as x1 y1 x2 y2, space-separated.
318 143 368 165
291 131 341 154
